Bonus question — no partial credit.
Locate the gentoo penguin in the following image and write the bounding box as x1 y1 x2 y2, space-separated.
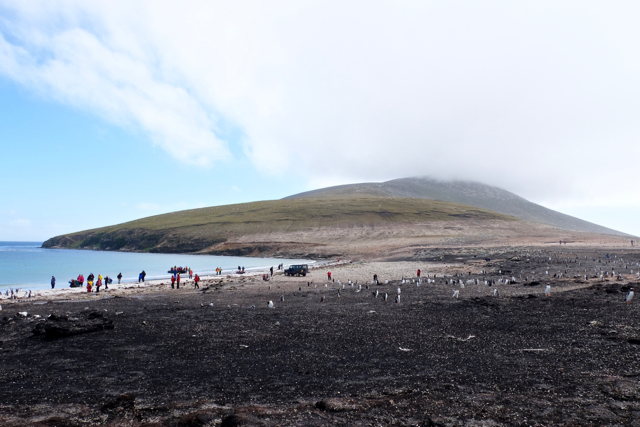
545 285 551 297
626 288 634 304
452 290 459 299
268 300 274 308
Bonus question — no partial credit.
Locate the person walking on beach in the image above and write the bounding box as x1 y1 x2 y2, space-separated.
171 275 176 289
96 277 102 293
327 271 332 280
194 274 200 289
177 273 181 289
104 276 109 290
417 269 421 278
117 272 122 284
189 268 193 279
270 266 274 277
87 279 93 293
51 276 56 289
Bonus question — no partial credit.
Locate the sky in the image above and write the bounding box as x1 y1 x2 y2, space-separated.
1 1 639 241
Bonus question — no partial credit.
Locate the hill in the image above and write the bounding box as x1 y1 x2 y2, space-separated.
42 196 517 258
286 177 628 236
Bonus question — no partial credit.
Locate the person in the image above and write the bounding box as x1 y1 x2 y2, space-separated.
51 276 56 289
98 274 103 284
177 273 181 289
373 273 378 282
189 268 193 280
117 272 122 284
270 266 274 277
87 280 93 293
138 272 143 283
327 271 332 280
142 270 146 282
194 274 200 289
417 269 421 278
96 277 102 293
171 275 176 289
242 266 245 273
104 276 110 290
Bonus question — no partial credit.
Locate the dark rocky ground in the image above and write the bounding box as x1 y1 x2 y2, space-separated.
1 247 640 426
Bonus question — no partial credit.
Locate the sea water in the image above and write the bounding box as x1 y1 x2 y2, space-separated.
0 241 312 291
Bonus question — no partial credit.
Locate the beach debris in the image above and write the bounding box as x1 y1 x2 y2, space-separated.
275 321 280 326
239 344 249 348
452 290 459 299
142 321 147 325
445 334 476 342
115 312 124 315
368 310 377 314
209 303 214 307
17 311 28 317
249 305 255 309
399 347 412 352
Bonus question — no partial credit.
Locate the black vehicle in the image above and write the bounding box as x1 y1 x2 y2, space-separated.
284 264 309 276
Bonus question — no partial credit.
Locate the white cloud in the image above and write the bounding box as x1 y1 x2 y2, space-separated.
9 218 31 227
1 1 639 208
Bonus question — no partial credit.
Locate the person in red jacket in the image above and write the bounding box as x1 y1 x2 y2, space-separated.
417 269 421 278
171 275 176 289
327 271 332 280
194 274 200 289
177 273 181 289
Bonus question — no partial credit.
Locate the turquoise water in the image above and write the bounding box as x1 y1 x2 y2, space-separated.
0 241 312 291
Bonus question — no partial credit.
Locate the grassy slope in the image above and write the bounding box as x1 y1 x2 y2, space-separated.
43 196 517 253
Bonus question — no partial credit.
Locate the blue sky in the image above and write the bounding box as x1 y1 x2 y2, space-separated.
0 78 307 240
1 1 639 240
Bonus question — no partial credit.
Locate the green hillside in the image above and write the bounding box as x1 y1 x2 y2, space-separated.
42 195 517 254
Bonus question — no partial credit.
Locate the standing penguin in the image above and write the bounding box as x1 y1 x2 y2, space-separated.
626 288 634 304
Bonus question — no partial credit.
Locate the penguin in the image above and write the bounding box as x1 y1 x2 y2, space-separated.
626 288 634 304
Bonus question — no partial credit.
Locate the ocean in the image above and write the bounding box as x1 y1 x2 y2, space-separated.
0 241 312 291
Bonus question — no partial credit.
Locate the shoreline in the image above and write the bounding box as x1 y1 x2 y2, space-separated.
0 258 335 303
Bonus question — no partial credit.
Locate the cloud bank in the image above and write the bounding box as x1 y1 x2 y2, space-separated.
1 1 639 206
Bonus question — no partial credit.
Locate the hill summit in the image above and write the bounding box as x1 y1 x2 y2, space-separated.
286 177 627 236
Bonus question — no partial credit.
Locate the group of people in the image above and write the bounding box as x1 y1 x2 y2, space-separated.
82 273 113 293
215 267 223 275
170 271 200 289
